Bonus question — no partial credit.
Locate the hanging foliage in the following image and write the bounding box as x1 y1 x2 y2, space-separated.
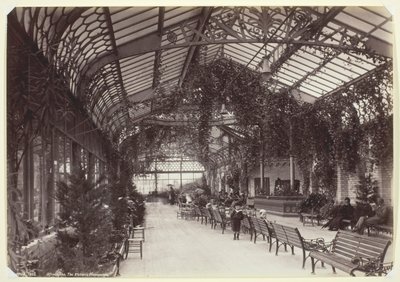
177 58 298 164
163 55 392 195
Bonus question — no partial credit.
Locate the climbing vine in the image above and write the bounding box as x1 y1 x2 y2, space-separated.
166 55 392 195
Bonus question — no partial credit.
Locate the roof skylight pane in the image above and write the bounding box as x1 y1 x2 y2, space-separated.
335 13 375 33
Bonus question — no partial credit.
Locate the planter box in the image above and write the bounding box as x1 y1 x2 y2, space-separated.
254 196 304 217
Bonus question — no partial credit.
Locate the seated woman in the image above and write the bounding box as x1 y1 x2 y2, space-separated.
322 197 354 231
259 209 267 220
352 198 389 235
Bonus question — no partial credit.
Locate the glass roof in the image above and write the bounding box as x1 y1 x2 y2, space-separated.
12 6 393 142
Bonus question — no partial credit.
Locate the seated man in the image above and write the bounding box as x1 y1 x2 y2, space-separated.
322 197 354 231
352 198 389 235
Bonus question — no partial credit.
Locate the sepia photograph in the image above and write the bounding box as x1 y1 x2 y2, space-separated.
4 1 398 279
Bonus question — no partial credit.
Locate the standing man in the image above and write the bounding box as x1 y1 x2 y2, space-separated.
168 186 176 205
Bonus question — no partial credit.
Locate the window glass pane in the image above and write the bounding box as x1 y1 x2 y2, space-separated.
65 138 71 175
95 158 100 183
32 136 43 223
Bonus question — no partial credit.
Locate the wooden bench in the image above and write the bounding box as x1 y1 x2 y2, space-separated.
264 220 278 252
193 205 205 223
241 215 254 241
367 207 393 236
202 207 215 228
211 208 230 234
272 222 330 268
309 230 391 276
251 217 272 245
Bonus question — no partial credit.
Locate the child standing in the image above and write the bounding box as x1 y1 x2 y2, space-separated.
230 203 244 240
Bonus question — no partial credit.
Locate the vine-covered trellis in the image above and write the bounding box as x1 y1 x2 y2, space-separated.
162 54 392 195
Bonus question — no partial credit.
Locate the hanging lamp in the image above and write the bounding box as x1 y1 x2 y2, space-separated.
260 56 272 82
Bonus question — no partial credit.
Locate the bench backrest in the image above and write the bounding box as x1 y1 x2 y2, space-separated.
332 230 391 263
265 220 276 237
250 216 261 233
242 215 252 230
194 206 202 216
212 209 223 222
243 215 254 231
271 222 304 249
219 208 229 220
202 207 213 219
254 218 270 236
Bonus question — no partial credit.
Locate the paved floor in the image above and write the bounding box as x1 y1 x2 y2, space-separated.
118 202 394 278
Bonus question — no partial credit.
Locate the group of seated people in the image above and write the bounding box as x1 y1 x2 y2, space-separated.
217 191 247 207
321 197 390 235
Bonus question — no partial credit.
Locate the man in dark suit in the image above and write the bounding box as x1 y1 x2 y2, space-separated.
352 198 389 234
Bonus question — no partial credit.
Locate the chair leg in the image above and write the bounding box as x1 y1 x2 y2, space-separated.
311 257 316 274
140 240 143 259
332 266 336 274
124 240 129 259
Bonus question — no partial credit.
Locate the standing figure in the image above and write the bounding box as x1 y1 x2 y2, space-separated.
168 187 175 205
230 203 244 240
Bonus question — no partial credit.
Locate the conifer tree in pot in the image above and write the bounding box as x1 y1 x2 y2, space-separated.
55 167 113 276
353 173 379 220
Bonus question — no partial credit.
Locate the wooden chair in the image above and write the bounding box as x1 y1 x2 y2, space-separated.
131 226 145 242
125 238 143 259
300 208 320 227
